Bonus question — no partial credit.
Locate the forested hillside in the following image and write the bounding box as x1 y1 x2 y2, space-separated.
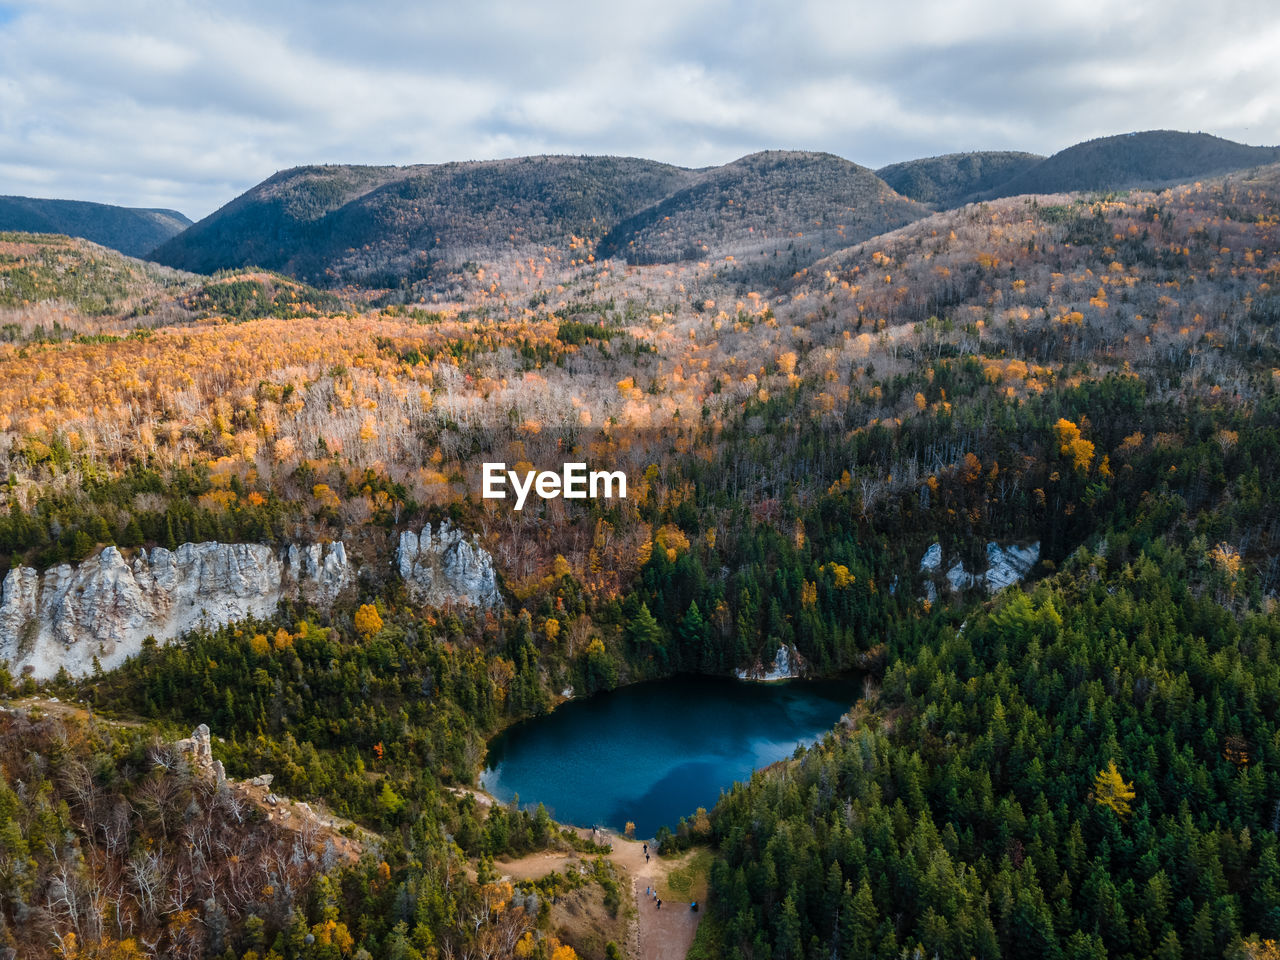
145 133 1279 301
150 152 925 294
0 195 191 257
983 130 1280 200
595 151 927 282
876 150 1044 208
2 157 1280 958
707 538 1280 957
149 156 699 287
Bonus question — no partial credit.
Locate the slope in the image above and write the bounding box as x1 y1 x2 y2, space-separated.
596 150 929 284
876 150 1044 208
150 156 699 287
0 195 192 257
984 129 1280 199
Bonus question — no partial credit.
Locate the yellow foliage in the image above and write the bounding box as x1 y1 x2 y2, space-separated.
544 618 561 643
822 563 854 588
310 919 355 955
1053 418 1094 472
1093 760 1136 818
1209 542 1242 580
312 483 341 510
1119 431 1145 454
354 604 383 638
1240 939 1280 960
655 524 690 561
801 581 817 607
57 934 149 959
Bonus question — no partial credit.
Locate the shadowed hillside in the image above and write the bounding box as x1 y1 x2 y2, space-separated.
148 133 1279 294
150 156 699 287
983 130 1280 199
151 151 926 291
0 196 191 257
596 150 928 284
876 151 1044 208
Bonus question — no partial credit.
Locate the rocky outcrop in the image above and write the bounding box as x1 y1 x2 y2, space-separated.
397 522 502 610
175 722 226 787
284 541 350 606
0 540 352 679
736 643 807 681
920 541 1040 597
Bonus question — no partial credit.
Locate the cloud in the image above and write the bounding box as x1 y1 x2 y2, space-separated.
0 0 1277 219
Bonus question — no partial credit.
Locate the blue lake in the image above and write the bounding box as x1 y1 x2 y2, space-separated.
479 674 859 838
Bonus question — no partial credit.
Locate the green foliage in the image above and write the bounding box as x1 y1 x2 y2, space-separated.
0 231 192 316
703 541 1280 957
555 319 620 345
188 274 346 320
0 462 294 569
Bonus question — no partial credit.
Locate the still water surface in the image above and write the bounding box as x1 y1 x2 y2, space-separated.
480 674 858 838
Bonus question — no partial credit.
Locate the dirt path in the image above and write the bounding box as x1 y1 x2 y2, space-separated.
497 850 583 881
497 829 700 960
3 697 143 727
612 835 700 960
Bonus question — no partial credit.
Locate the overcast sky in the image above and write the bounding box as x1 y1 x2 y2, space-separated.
2 0 1278 220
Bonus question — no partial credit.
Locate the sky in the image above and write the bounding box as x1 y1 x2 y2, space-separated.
1 0 1278 220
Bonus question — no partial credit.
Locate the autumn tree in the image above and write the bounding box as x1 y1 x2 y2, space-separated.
1093 761 1136 819
354 604 383 638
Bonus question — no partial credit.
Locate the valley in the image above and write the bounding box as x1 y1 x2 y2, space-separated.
0 133 1279 959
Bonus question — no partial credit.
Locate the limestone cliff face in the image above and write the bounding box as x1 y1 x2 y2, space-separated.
397 522 502 610
0 541 352 679
918 540 1040 600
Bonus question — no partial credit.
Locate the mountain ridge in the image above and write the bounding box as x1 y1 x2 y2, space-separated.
981 129 1280 200
104 130 1280 290
149 150 929 291
0 195 191 257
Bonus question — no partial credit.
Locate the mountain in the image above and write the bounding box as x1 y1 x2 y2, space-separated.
0 195 191 257
876 151 1044 208
151 151 927 290
149 156 700 286
596 150 928 281
983 130 1280 199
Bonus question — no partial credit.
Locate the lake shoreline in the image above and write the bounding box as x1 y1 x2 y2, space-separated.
477 672 863 837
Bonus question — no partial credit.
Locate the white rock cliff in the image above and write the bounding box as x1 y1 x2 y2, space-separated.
0 541 353 679
920 541 1040 596
397 521 503 610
